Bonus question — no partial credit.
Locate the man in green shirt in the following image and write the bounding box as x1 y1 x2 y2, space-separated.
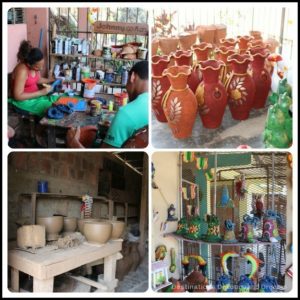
67 61 148 148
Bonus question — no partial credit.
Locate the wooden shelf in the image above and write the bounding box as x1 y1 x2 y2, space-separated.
20 193 109 202
64 79 125 87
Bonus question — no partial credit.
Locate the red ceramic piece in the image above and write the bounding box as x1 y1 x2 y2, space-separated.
162 65 198 139
215 46 236 84
219 38 238 48
249 47 272 109
152 55 170 122
172 50 201 93
195 60 227 129
226 53 255 120
237 35 254 54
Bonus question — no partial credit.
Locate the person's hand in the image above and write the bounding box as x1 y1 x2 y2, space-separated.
41 84 52 95
66 127 84 148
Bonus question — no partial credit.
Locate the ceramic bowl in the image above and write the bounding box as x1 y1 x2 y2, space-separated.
83 221 113 244
108 220 125 239
77 218 101 234
36 216 64 234
63 217 77 232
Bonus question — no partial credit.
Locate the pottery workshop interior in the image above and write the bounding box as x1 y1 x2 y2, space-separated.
151 152 293 293
7 152 148 293
151 6 294 149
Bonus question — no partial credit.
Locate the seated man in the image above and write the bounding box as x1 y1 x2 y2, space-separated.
67 61 149 148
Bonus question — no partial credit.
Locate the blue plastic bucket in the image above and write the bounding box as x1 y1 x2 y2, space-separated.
38 181 48 193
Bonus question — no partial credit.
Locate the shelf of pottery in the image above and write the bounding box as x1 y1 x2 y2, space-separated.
151 26 292 148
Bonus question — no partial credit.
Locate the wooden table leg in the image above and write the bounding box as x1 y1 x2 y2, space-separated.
11 267 19 292
33 277 54 292
103 253 118 292
47 127 56 148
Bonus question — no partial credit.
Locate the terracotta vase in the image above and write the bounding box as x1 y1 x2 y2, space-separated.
219 38 238 48
215 46 236 84
215 24 227 46
196 25 216 44
249 47 271 109
226 53 255 120
162 65 198 138
195 60 227 129
250 30 263 41
152 55 170 122
151 38 159 56
237 35 254 54
178 32 198 50
172 50 200 93
159 37 178 55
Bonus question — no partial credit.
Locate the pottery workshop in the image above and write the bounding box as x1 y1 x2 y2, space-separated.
151 6 294 149
7 7 149 149
151 152 293 293
7 152 148 293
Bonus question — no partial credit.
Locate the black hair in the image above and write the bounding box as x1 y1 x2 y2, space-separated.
17 40 44 66
129 60 148 80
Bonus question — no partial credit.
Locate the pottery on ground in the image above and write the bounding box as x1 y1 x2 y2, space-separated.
178 32 198 50
17 225 46 249
215 46 236 84
63 217 78 232
219 38 238 48
78 218 101 234
152 55 171 122
237 35 254 54
196 59 227 129
226 53 255 120
36 216 64 241
159 37 179 55
83 221 113 244
162 65 198 139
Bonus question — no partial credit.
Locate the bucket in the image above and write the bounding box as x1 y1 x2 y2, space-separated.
38 181 48 193
114 92 129 106
137 47 148 60
82 78 97 99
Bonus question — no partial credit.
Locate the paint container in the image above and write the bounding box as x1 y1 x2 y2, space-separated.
90 100 102 116
137 47 148 60
82 78 97 99
38 181 48 193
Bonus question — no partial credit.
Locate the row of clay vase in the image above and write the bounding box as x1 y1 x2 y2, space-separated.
152 47 271 138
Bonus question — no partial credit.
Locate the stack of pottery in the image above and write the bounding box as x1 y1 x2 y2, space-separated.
159 36 179 55
237 35 254 54
226 53 255 120
195 59 227 129
36 216 64 241
178 32 198 50
162 65 198 139
215 46 236 84
152 55 170 122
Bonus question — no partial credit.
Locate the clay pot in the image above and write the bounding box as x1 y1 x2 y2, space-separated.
226 53 255 120
162 65 198 139
79 125 98 148
192 43 213 62
36 216 64 241
152 55 170 122
215 46 236 84
63 217 77 232
196 25 216 44
196 60 227 129
237 35 254 54
250 30 263 41
249 47 271 109
159 37 179 55
152 38 159 56
83 221 112 244
17 225 46 249
172 50 200 93
215 24 227 46
78 218 101 234
108 220 125 239
219 38 238 48
178 32 198 50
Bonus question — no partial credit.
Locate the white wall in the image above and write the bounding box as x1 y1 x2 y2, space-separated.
152 152 181 280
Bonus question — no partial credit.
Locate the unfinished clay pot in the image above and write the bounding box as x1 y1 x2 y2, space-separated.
178 32 198 50
215 46 236 84
237 35 254 54
17 225 46 249
79 125 98 148
109 220 125 239
36 216 64 241
83 221 112 244
159 37 179 55
77 218 101 234
219 38 238 48
63 217 78 232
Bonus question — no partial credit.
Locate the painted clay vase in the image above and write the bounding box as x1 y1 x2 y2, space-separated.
162 65 197 139
240 214 259 243
237 35 254 54
261 210 282 242
215 46 236 84
159 36 179 55
250 30 263 41
151 38 159 56
226 53 255 120
219 38 238 48
178 31 198 50
223 220 237 243
249 47 271 109
152 55 170 122
172 50 201 93
195 60 227 129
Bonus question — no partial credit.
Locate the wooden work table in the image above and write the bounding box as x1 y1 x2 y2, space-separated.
8 240 122 293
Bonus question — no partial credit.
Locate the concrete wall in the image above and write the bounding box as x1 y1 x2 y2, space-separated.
152 152 180 280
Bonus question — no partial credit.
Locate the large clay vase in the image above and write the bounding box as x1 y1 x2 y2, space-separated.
195 60 227 129
162 65 197 138
249 47 271 109
219 38 238 48
226 53 255 120
215 46 236 85
152 55 170 122
172 50 200 93
159 37 178 55
178 32 198 50
237 35 254 54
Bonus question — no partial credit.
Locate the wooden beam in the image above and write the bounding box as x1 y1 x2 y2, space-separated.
67 275 108 291
33 277 54 293
11 267 19 292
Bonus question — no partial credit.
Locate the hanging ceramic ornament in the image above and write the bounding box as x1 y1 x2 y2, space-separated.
234 174 247 200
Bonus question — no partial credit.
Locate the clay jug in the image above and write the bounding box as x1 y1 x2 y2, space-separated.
237 35 254 54
162 65 197 139
249 47 271 109
195 60 227 129
172 50 200 93
178 32 198 50
159 37 178 55
226 53 255 120
215 46 236 84
152 55 170 122
219 38 238 48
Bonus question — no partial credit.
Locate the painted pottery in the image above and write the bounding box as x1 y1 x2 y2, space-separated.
240 214 259 243
249 47 271 109
152 55 170 122
185 216 202 240
152 38 159 56
172 50 201 93
83 221 112 244
176 217 188 235
216 274 234 292
202 214 221 242
36 216 64 241
261 210 282 242
195 60 227 129
162 65 198 139
159 37 179 55
219 38 238 48
223 220 237 243
63 217 77 232
237 35 253 54
178 31 198 50
77 218 101 234
17 225 46 249
226 53 255 120
215 46 236 84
